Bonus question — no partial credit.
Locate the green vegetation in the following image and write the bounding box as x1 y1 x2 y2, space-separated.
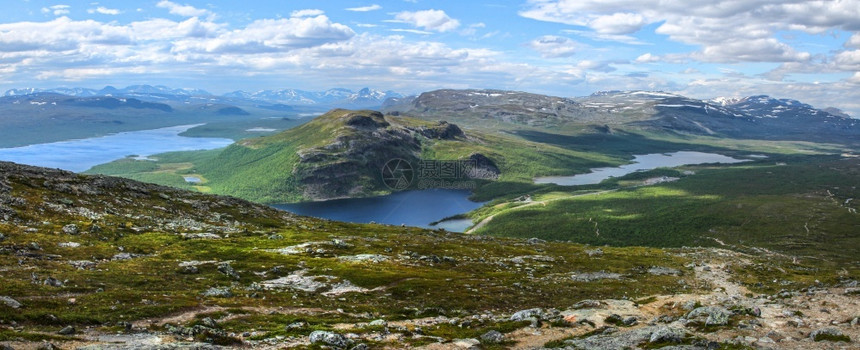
474 156 860 263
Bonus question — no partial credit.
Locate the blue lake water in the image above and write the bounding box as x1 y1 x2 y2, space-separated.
273 189 483 232
534 151 749 186
0 125 233 172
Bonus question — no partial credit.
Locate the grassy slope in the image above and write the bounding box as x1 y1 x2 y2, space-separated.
1 162 855 348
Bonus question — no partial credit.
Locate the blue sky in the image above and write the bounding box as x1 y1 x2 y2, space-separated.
2 0 859 115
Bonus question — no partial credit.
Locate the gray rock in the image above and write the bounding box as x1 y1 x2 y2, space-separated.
112 252 139 261
217 263 240 280
181 232 221 240
510 308 544 321
68 260 96 269
526 237 545 244
43 277 64 287
810 327 847 341
201 287 232 298
350 344 369 350
0 233 6 241
623 316 638 326
338 254 389 263
648 266 681 276
585 248 603 257
572 299 602 309
201 317 218 328
0 295 22 308
286 321 307 330
565 326 654 349
62 224 79 235
571 271 623 282
58 325 75 335
480 330 504 343
368 319 387 327
649 326 685 343
309 330 351 348
687 306 732 326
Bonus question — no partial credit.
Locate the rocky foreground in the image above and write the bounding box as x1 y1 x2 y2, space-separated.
0 161 857 349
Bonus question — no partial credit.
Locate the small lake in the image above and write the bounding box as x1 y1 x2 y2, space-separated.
273 189 483 232
0 125 233 172
534 151 749 186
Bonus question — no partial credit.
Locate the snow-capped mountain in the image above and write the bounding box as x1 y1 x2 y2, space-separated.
709 95 839 119
223 87 402 107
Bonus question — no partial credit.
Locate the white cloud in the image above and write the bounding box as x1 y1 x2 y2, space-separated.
519 0 860 65
390 29 434 35
847 33 860 49
291 9 325 18
589 13 647 35
346 4 382 12
41 5 70 16
88 7 121 15
173 16 355 54
394 9 460 33
635 53 660 63
156 1 212 18
526 35 578 58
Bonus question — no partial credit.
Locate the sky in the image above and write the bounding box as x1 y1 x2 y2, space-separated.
1 0 859 115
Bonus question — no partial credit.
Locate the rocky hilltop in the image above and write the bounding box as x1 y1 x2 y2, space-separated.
179 109 500 203
0 161 857 349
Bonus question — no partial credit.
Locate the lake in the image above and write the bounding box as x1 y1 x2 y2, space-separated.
0 125 233 172
273 189 483 232
534 151 749 186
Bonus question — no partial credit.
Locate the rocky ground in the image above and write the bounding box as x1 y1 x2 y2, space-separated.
0 161 857 349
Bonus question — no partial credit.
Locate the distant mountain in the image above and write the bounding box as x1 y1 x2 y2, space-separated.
224 87 402 107
385 89 857 143
4 85 209 98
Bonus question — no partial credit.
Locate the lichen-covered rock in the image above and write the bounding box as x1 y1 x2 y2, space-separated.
309 330 351 348
686 306 732 326
649 326 685 343
0 296 22 309
480 330 504 343
201 287 232 298
510 308 545 321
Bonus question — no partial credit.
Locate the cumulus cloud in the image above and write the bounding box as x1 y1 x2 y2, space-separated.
42 5 70 16
156 1 212 18
394 9 460 33
589 13 647 35
346 4 382 12
526 35 578 58
88 7 121 15
173 16 355 54
519 0 860 65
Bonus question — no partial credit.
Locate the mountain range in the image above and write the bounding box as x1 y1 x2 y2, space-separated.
4 85 402 108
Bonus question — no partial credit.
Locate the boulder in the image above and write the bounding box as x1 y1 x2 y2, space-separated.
480 330 505 343
309 331 351 348
0 296 22 309
649 326 685 343
510 308 544 321
58 325 75 335
202 287 232 298
687 306 732 326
